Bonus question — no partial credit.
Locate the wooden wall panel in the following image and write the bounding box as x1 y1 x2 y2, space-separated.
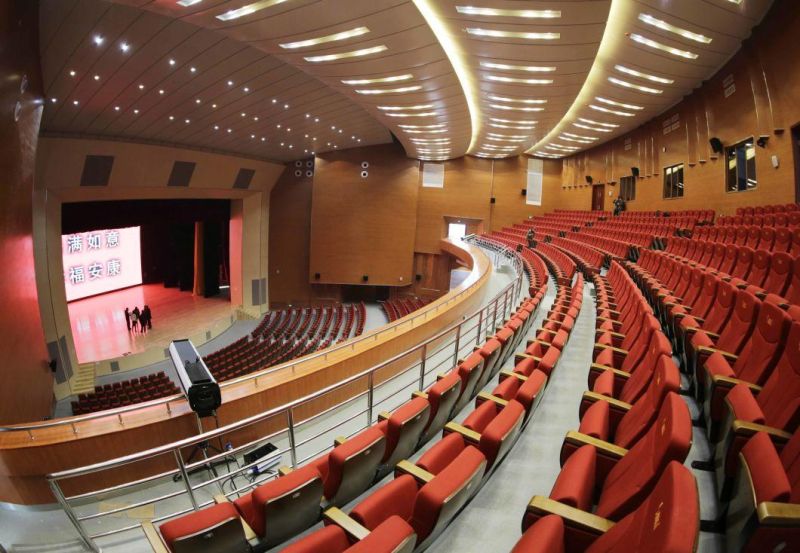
310 144 419 286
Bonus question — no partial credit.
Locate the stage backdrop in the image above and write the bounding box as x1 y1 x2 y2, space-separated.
62 226 142 301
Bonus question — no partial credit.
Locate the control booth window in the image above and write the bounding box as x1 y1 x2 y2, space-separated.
663 163 684 199
619 175 636 201
726 138 757 192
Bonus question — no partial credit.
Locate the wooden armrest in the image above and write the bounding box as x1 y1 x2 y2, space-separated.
444 422 481 444
593 343 628 355
334 436 347 447
477 391 509 407
412 391 428 400
582 391 632 411
323 507 370 541
278 465 293 477
142 521 169 553
537 328 558 336
436 373 448 381
378 411 391 422
602 308 621 316
564 431 628 460
526 496 615 535
663 302 687 310
527 338 551 347
755 291 767 300
731 420 792 441
596 317 623 327
589 363 631 380
735 282 748 289
500 369 527 382
543 318 564 326
213 494 229 504
395 460 434 485
710 374 762 393
698 346 737 362
757 501 800 526
515 353 542 364
596 329 625 339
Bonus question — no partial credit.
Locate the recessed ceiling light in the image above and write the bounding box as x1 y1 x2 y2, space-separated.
456 6 560 18
244 87 250 92
169 58 176 66
466 28 560 40
253 116 259 121
490 117 537 125
251 134 255 139
73 100 79 106
596 96 643 110
119 42 130 52
159 89 165 95
638 13 712 44
262 137 266 142
133 109 139 114
240 112 246 117
590 104 635 117
212 104 217 109
378 104 434 111
283 103 288 108
170 116 175 121
578 117 618 128
559 136 594 144
314 118 319 122
489 123 535 130
114 106 120 111
304 45 388 63
488 95 547 104
279 26 370 49
195 98 201 104
69 70 76 77
138 84 145 90
489 104 544 112
190 66 197 73
355 85 422 95
227 80 234 87
385 111 438 118
227 128 232 133
487 132 528 139
486 75 553 85
629 33 698 59
50 98 57 103
93 74 100 81
342 74 413 85
487 136 527 142
92 35 104 46
608 76 662 94
479 61 556 73
614 65 673 84
403 129 448 134
573 122 612 133
217 0 290 21
546 144 579 151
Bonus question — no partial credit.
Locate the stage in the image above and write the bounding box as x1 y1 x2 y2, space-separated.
68 284 233 363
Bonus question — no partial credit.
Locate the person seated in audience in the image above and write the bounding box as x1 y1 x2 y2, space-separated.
613 196 626 216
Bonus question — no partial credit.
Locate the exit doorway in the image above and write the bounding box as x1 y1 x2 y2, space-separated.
591 184 605 211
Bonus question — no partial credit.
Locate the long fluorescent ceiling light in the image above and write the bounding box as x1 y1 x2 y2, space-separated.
629 33 698 59
280 27 369 49
614 65 673 84
560 136 593 144
590 104 635 117
488 95 547 104
398 123 445 129
638 13 712 44
385 111 438 117
414 0 479 153
467 28 560 40
562 132 597 141
491 117 537 125
480 61 555 73
490 123 535 130
342 74 413 85
456 6 561 18
217 0 289 21
378 104 433 111
403 129 447 134
355 85 421 95
608 76 662 94
488 132 528 139
304 45 387 63
578 117 618 128
487 75 552 85
177 0 203 6
596 96 643 110
574 122 612 133
490 104 544 112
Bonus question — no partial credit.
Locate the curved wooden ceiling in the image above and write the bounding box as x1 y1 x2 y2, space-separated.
40 0 773 163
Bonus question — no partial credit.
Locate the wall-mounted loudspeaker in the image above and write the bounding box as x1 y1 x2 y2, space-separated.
295 170 302 177
306 170 313 178
360 170 369 178
415 274 422 281
756 135 769 148
521 189 527 196
361 161 369 169
710 137 724 154
314 272 320 280
295 161 303 168
306 160 314 168
490 197 496 204
362 275 369 282
585 175 593 184
631 167 640 178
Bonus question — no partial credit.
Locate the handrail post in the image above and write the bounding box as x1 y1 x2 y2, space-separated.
476 309 483 346
287 409 297 468
418 344 427 391
452 324 462 367
367 372 374 425
492 297 499 331
49 479 100 552
173 449 199 511
503 287 509 319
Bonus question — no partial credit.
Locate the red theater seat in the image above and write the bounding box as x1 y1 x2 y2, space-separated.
281 515 416 553
444 399 526 470
156 501 249 553
376 397 430 472
417 370 461 444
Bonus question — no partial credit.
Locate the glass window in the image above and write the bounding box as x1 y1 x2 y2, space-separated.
620 175 636 201
663 163 684 199
448 223 466 239
726 138 757 192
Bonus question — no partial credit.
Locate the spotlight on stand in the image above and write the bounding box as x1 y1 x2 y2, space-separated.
170 339 221 418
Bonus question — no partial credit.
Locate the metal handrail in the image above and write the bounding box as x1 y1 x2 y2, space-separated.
44 238 525 552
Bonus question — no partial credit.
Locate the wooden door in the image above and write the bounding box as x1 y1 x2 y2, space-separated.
591 185 605 211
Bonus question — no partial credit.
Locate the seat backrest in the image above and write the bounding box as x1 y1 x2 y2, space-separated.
587 462 699 553
715 291 760 355
730 300 790 385
615 358 681 448
759 227 775 251
620 339 676 405
279 524 351 553
784 255 800 305
757 320 800 430
719 244 739 274
455 352 486 411
597 393 692 520
381 398 431 467
160 503 249 553
735 226 749 245
325 427 386 506
620 317 662 374
701 279 737 334
692 272 718 319
748 249 771 287
730 246 754 280
476 338 502 384
746 227 761 249
422 371 461 442
780 428 800 503
478 400 526 469
761 251 792 296
710 243 727 270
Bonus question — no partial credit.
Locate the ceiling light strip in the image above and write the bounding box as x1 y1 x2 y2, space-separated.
280 26 369 49
304 45 387 63
638 13 712 44
217 0 289 21
342 74 413 85
629 33 698 59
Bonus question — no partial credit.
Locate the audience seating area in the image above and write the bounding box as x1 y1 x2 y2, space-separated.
71 372 179 415
380 297 431 323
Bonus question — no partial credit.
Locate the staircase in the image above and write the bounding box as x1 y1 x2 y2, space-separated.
70 363 97 396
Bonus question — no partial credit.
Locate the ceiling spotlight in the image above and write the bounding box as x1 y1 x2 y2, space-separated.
69 70 76 77
119 42 130 52
73 100 79 106
93 74 100 81
133 109 139 114
228 80 234 86
169 58 176 66
114 106 120 111
170 116 175 121
213 124 219 129
50 98 57 103
244 87 250 92
190 66 197 73
159 89 165 95
92 35 104 46
195 98 201 104
138 84 145 90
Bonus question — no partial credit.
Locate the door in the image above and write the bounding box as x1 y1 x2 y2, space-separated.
591 184 605 211
792 124 800 202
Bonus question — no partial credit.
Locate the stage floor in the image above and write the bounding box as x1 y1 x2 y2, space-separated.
68 284 233 363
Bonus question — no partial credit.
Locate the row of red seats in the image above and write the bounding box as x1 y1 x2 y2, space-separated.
72 372 177 415
690 224 800 253
734 203 800 216
716 211 800 228
511 260 699 552
627 246 800 552
144 248 557 552
381 297 429 323
550 236 605 275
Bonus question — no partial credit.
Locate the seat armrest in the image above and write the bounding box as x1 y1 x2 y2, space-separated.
589 363 631 380
543 318 564 327
698 346 738 362
444 422 481 444
595 317 623 327
710 374 762 393
378 411 391 422
563 431 628 460
731 419 792 442
582 391 632 412
500 369 527 382
683 326 712 337
477 391 509 407
515 353 542 364
334 436 347 447
412 391 429 400
602 308 621 316
323 507 370 541
395 460 434 485
757 502 800 526
537 328 558 336
278 465 294 477
593 343 628 355
664 302 688 310
526 339 552 348
673 313 703 323
526 496 615 535
142 521 170 553
596 329 625 339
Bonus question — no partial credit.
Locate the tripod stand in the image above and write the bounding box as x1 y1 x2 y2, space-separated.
173 412 235 482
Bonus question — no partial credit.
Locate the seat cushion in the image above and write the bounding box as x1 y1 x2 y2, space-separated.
351 475 419 531
515 370 548 412
463 401 498 433
416 433 466 476
549 445 596 511
512 515 565 553
347 516 416 553
160 502 242 548
726 384 766 425
741 432 791 504
579 399 611 442
281 524 351 553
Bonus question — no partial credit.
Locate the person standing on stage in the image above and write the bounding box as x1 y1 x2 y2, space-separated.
142 305 152 331
124 307 131 332
131 306 140 333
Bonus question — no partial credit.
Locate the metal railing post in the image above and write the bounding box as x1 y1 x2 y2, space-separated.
287 409 297 468
452 324 462 367
418 344 427 391
476 309 483 346
49 480 100 553
367 373 375 424
492 297 499 332
173 449 199 511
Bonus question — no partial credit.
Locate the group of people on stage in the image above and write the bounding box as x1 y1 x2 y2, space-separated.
124 305 153 334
